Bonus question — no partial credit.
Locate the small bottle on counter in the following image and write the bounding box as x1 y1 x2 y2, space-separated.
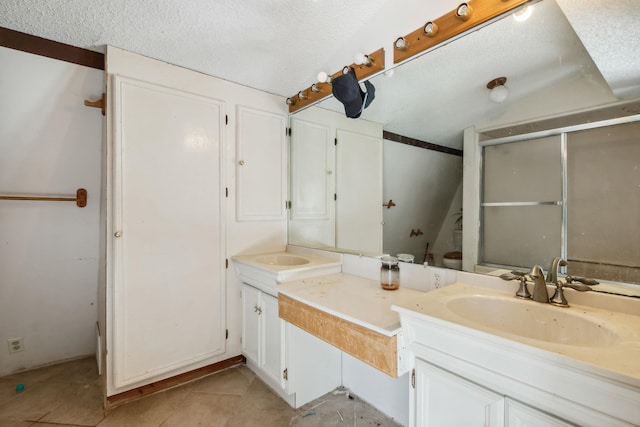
380 256 400 290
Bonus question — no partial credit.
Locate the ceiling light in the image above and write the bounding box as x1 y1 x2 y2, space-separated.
354 53 373 66
487 77 508 103
423 21 439 37
456 3 473 21
394 37 409 51
317 71 332 84
513 5 532 22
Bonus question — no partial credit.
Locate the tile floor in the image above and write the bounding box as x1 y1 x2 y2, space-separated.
0 357 401 426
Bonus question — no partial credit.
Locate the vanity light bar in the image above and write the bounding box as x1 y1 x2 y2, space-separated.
286 48 385 113
393 0 537 64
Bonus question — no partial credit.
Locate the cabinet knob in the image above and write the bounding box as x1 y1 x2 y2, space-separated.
114 231 122 238
239 160 245 166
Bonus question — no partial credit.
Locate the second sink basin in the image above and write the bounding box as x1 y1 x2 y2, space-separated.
446 295 620 347
254 254 310 266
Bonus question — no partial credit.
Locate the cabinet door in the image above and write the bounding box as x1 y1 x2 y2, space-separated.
236 106 287 221
261 293 283 387
505 398 574 427
288 117 336 248
241 284 261 366
415 359 505 427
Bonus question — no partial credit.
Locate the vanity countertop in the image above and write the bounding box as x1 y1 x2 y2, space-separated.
278 273 424 337
393 282 640 383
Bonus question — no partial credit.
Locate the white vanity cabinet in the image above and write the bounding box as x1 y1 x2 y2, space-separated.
241 284 285 391
240 282 342 408
396 298 638 427
504 399 574 427
413 359 574 427
414 359 504 427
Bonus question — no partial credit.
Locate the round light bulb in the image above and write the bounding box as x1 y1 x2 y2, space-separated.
513 5 532 22
317 71 328 83
489 85 509 103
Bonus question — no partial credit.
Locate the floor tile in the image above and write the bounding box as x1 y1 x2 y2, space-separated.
0 380 67 422
189 367 253 396
97 382 190 427
38 382 104 426
160 392 240 427
0 358 402 427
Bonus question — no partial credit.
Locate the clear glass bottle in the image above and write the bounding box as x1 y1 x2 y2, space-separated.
380 256 400 290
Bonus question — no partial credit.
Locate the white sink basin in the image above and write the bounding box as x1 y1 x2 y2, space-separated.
232 249 342 294
446 294 620 347
254 254 310 266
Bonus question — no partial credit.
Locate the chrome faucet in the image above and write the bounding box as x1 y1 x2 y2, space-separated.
529 265 549 303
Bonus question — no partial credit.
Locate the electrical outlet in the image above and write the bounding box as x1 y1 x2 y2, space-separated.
430 267 446 289
8 338 24 353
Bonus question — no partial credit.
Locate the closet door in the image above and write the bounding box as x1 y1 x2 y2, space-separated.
111 75 226 388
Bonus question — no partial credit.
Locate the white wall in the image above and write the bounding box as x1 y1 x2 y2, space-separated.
383 140 462 263
0 46 103 376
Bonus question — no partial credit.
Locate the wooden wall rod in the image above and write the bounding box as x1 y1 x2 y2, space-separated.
84 93 106 115
0 188 87 208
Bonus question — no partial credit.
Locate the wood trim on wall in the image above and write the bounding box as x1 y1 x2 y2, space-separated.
383 130 463 156
0 27 104 70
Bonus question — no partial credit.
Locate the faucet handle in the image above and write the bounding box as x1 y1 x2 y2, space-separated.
550 276 597 307
550 281 569 307
566 275 599 286
515 276 532 299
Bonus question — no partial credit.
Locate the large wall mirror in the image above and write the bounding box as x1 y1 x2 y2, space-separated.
288 0 640 292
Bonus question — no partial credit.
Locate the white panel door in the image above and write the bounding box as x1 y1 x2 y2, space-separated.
288 118 336 247
415 359 505 427
336 129 383 253
112 75 226 387
236 106 287 221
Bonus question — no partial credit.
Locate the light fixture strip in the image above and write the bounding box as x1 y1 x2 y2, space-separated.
393 0 536 64
287 48 385 113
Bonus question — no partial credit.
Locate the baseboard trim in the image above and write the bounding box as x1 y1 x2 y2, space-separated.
106 354 246 409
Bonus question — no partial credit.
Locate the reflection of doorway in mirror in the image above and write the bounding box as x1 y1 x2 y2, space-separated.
383 140 462 264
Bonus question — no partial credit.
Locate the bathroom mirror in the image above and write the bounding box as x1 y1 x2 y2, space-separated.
288 0 640 290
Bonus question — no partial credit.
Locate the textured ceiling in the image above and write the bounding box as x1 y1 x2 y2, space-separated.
0 0 462 96
0 0 638 149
